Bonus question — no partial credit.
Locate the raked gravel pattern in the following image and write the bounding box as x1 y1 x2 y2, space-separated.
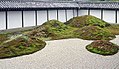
0 36 119 69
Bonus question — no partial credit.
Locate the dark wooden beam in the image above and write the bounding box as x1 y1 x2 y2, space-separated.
47 9 49 21
35 10 37 26
101 9 103 20
65 9 67 21
0 8 77 11
5 11 8 29
22 11 24 27
57 9 59 20
73 9 75 17
115 10 117 23
77 8 78 16
88 9 90 15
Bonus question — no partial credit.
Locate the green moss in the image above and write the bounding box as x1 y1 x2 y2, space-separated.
1 16 119 58
0 36 46 59
74 26 115 40
86 40 119 55
65 15 110 28
0 34 9 44
26 20 78 40
105 24 119 35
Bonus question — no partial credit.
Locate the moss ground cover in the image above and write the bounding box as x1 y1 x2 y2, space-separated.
1 15 119 58
74 26 115 40
105 24 119 35
86 40 119 55
65 15 110 28
26 20 78 40
0 35 46 59
0 34 9 44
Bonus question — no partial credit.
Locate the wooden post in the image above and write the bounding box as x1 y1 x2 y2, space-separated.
57 9 59 20
22 11 24 27
101 9 103 20
77 8 78 16
73 9 75 17
115 10 117 23
35 10 37 26
65 9 67 21
5 11 8 29
47 9 49 21
88 9 90 15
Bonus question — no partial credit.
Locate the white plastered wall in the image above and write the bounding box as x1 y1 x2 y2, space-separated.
8 11 22 29
49 10 57 20
37 10 47 25
0 12 6 30
103 10 115 23
23 11 35 27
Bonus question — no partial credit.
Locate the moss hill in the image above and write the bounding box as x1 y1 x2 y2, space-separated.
86 40 119 55
0 34 9 44
0 35 46 59
27 19 115 40
65 15 110 28
74 26 115 40
0 15 119 58
27 20 77 40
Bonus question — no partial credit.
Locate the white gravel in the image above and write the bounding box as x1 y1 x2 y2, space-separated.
0 36 119 69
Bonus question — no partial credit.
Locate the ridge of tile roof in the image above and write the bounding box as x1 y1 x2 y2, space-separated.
0 1 119 10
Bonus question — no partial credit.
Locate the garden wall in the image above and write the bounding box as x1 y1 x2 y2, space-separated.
0 9 119 30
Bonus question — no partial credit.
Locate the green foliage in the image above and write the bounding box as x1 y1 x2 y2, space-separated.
27 20 78 40
0 36 46 59
86 40 119 55
65 15 110 28
104 24 119 35
1 15 119 58
74 26 115 40
0 34 9 44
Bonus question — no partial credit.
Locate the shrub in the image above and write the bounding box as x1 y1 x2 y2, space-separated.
86 40 119 55
0 34 8 44
26 20 77 40
74 26 115 40
65 15 110 28
0 36 46 59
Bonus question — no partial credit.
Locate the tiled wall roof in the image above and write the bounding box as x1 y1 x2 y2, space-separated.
78 1 119 9
0 1 119 9
0 1 79 8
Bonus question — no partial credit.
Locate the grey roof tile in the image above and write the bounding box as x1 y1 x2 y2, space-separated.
78 1 119 9
0 1 119 9
0 1 79 8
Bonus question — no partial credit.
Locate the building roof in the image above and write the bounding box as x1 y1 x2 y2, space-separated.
78 1 119 10
0 1 119 10
0 1 79 9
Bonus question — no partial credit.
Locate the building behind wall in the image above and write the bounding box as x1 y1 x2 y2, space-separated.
0 0 119 30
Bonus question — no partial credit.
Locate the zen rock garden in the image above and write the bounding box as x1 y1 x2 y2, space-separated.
0 15 119 59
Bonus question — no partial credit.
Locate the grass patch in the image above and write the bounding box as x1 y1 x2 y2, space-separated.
105 24 119 35
1 15 119 58
26 20 78 40
86 40 119 55
65 15 110 28
0 34 9 44
74 26 115 40
0 36 46 59
26 20 114 41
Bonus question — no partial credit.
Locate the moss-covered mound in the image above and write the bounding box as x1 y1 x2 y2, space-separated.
0 35 46 59
74 26 115 40
0 34 9 44
65 15 110 28
86 40 119 55
27 20 77 40
105 24 119 35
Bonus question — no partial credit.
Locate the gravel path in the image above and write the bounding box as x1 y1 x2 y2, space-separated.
0 36 119 69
